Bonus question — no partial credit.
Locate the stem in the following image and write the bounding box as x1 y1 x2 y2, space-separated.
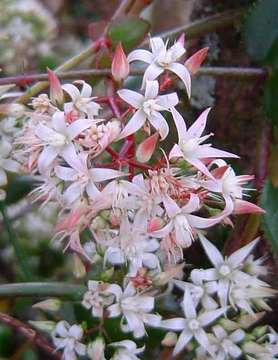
0 202 32 281
0 312 61 359
0 67 267 86
155 7 247 42
0 282 85 300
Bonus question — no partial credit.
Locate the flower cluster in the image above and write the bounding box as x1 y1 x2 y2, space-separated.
11 35 276 359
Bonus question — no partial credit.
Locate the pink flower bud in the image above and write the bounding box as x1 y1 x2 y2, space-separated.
185 47 209 75
136 132 159 163
162 332 178 346
47 68 64 105
148 217 164 232
111 42 129 82
233 199 265 215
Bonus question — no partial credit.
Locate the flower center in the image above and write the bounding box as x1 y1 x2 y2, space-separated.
180 138 199 155
219 264 231 277
188 319 200 331
156 50 173 67
142 99 162 116
48 132 67 147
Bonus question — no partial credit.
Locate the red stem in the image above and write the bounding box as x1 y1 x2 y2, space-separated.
0 312 60 359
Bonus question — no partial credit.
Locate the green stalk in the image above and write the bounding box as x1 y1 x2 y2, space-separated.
0 202 32 280
0 282 85 300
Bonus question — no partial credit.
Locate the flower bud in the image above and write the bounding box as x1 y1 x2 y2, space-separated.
238 312 265 329
32 298 61 312
185 47 209 75
233 199 265 215
219 318 239 331
111 42 129 82
87 337 105 360
161 332 177 346
136 132 159 163
29 320 56 333
73 254 86 278
147 217 164 232
252 325 268 338
47 68 64 106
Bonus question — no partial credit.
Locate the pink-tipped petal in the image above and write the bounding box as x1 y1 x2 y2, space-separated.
112 42 130 82
185 47 209 75
233 199 266 215
187 108 211 139
47 69 64 105
177 33 185 48
136 132 159 163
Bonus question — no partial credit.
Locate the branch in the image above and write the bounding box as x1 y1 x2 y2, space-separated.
0 67 267 86
0 282 86 300
15 0 150 105
13 7 247 104
0 312 60 359
155 7 247 42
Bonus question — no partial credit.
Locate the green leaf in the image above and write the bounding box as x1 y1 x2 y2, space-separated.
264 70 278 122
244 0 278 62
5 176 35 205
108 16 150 52
260 179 278 253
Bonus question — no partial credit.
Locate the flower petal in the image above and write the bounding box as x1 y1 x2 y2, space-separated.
89 168 125 182
118 110 146 139
62 84 80 100
148 111 169 140
117 89 143 108
228 238 259 269
199 233 224 267
171 107 187 140
157 93 179 109
169 144 184 159
127 49 153 63
161 318 186 331
145 80 159 99
52 111 67 133
67 119 93 140
55 165 77 181
198 307 227 327
150 37 165 55
38 146 58 174
168 62 191 98
142 63 164 87
182 288 197 319
187 108 210 139
173 330 193 356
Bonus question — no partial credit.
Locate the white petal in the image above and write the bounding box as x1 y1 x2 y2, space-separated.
142 63 164 87
170 42 186 60
143 253 160 269
127 49 153 63
68 324 83 340
196 146 239 159
168 62 191 98
182 193 200 213
75 342 87 356
89 168 125 182
62 84 80 100
52 111 67 133
148 111 169 140
105 247 125 265
78 81 92 98
157 92 179 109
171 107 187 141
118 110 146 139
182 288 197 319
228 238 259 269
162 194 181 218
199 233 224 267
86 181 101 199
117 89 143 108
38 146 58 174
187 108 211 138
107 303 121 317
60 143 79 169
55 321 69 337
143 313 161 328
184 156 214 179
169 144 184 159
194 328 212 355
67 119 93 140
150 37 165 55
55 166 77 181
173 330 193 356
161 318 186 331
35 123 57 141
63 182 82 204
230 329 245 343
199 307 227 327
145 80 159 99
150 221 173 238
217 278 230 308
2 159 20 173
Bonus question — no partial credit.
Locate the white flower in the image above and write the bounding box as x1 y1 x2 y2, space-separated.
169 107 238 178
199 234 261 308
174 275 218 311
0 137 20 186
161 288 227 356
209 325 245 359
104 214 160 275
151 193 230 249
82 280 122 318
128 36 191 97
55 151 125 203
62 81 101 118
117 80 178 140
107 282 161 338
35 111 93 174
52 321 86 360
110 340 145 360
